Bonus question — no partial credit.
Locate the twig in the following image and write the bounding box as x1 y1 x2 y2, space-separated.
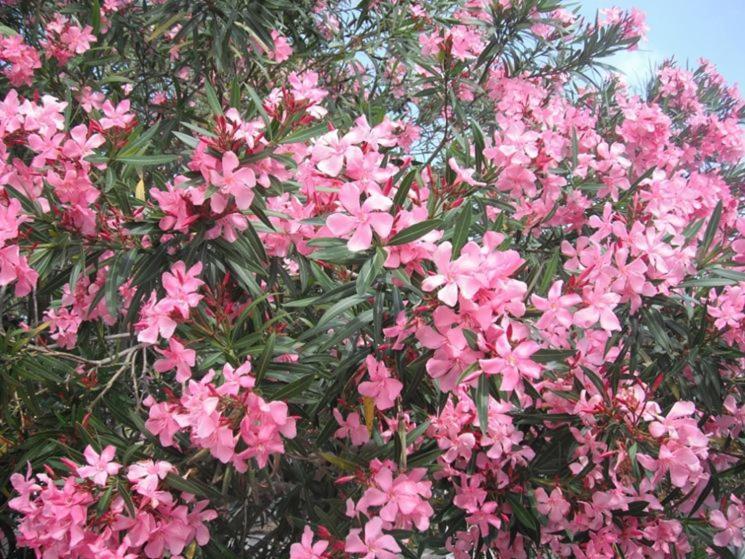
131 349 141 411
0 285 6 335
28 343 145 366
87 350 140 411
39 331 133 351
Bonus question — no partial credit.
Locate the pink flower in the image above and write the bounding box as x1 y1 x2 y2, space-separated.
145 399 182 447
479 334 541 392
531 280 581 329
0 35 41 86
150 180 201 233
154 338 196 382
288 71 328 117
453 474 486 513
162 261 204 318
8 467 41 514
126 460 174 497
209 151 257 212
419 32 442 57
204 424 238 464
708 284 745 330
466 500 501 536
268 30 293 63
61 124 105 160
421 242 480 307
77 445 121 486
100 99 134 129
345 517 401 559
219 361 256 396
0 199 27 246
648 401 708 449
326 184 394 252
356 465 434 531
448 158 484 187
78 86 105 112
334 409 370 446
136 293 178 344
207 212 249 242
573 289 622 332
27 129 64 167
312 130 355 177
658 443 702 488
710 500 745 548
358 356 403 411
448 25 484 60
637 443 705 490
0 245 39 297
64 24 96 54
290 526 328 559
535 487 570 523
46 168 99 208
236 394 296 470
187 499 218 546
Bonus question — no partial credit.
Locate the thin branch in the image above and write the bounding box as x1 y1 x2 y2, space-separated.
27 343 145 367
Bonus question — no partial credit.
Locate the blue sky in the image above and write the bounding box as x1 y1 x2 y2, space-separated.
578 0 745 90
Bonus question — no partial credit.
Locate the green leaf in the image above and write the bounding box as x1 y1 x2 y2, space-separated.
225 256 263 297
118 482 136 516
0 24 18 37
711 267 745 282
279 123 329 144
475 374 489 436
642 308 672 352
581 366 609 404
229 77 242 107
450 205 471 258
387 219 443 246
628 442 640 478
147 13 184 42
471 121 486 172
356 248 385 295
532 348 575 364
268 373 316 401
392 170 417 209
679 277 735 288
537 249 560 295
96 484 114 517
91 0 101 35
697 200 722 261
319 451 360 472
165 473 221 500
508 494 540 540
117 154 180 166
570 128 579 169
316 294 368 329
246 85 271 128
69 254 85 293
682 217 705 241
204 82 223 115
254 332 275 386
172 131 199 148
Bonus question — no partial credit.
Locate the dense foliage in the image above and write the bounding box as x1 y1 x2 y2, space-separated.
0 0 744 557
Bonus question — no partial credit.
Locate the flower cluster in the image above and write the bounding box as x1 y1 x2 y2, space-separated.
9 447 215 559
0 35 41 86
136 261 204 344
41 15 96 65
146 359 297 471
2 1 745 558
347 460 433 532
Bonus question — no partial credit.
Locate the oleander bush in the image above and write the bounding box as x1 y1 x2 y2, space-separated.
0 0 744 558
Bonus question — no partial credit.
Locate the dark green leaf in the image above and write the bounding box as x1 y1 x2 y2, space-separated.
388 219 443 246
